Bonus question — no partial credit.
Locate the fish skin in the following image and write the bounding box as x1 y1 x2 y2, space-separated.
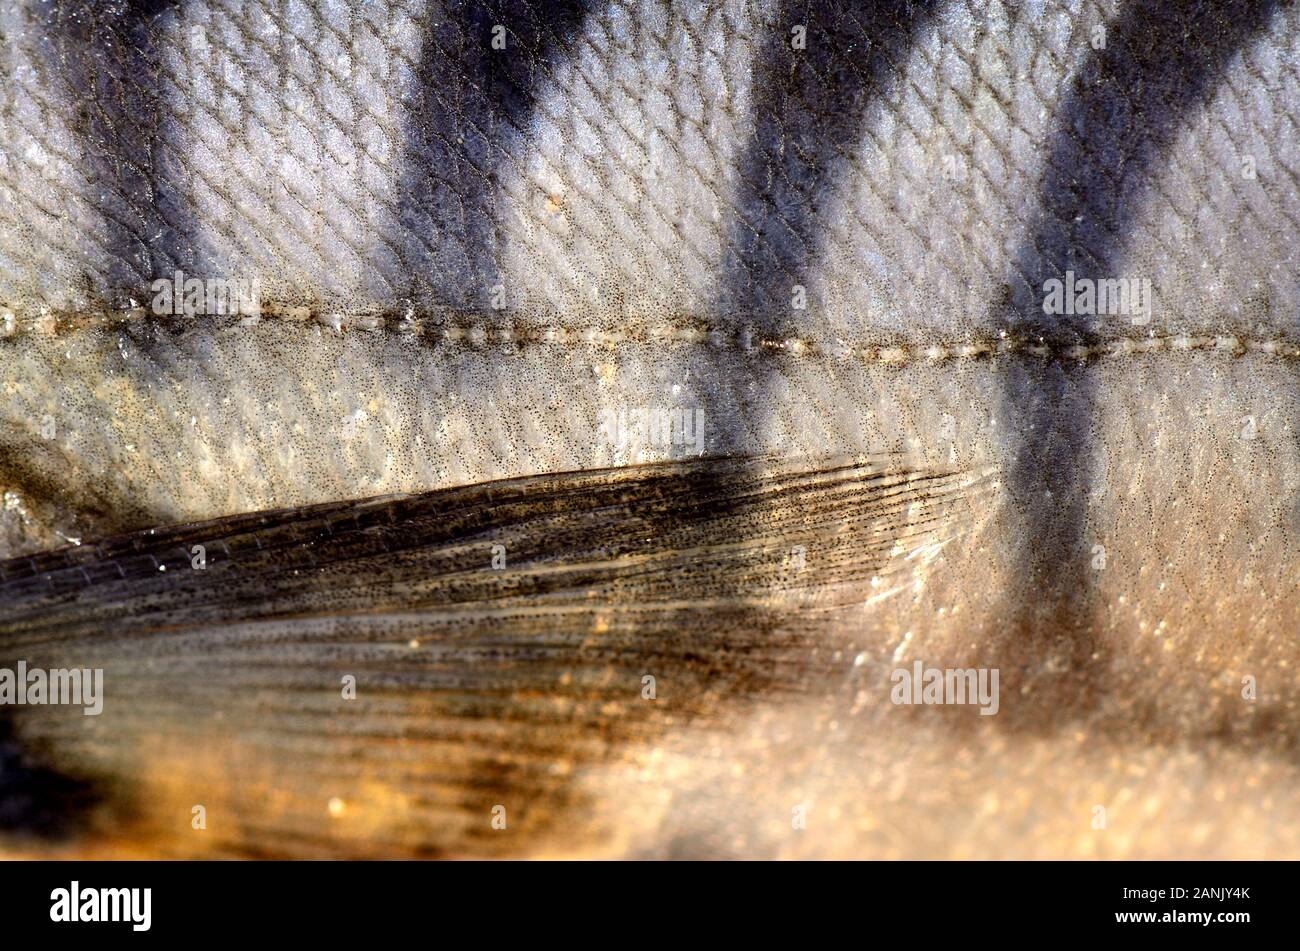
0 0 1297 858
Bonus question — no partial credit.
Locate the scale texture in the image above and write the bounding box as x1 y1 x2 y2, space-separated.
0 0 1298 858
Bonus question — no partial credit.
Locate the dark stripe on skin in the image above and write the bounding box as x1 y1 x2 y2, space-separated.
389 1 594 309
677 5 940 770
993 0 1281 721
700 0 937 454
53 0 194 305
718 0 937 326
